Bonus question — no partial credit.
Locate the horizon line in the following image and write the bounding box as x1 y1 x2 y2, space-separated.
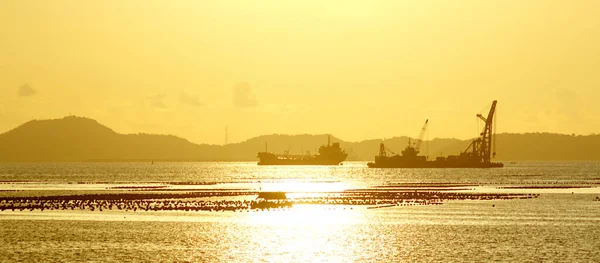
2 115 598 146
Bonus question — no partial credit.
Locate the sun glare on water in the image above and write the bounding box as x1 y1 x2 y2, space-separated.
257 180 350 193
246 204 362 226
239 205 366 261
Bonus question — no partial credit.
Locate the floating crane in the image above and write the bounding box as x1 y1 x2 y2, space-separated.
461 100 497 164
368 100 502 168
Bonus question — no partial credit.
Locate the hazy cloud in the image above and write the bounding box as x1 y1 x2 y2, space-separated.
148 93 167 109
18 84 37 97
180 92 204 107
233 82 257 108
556 89 582 120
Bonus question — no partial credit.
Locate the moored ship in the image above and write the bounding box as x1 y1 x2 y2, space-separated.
367 100 504 168
257 136 347 165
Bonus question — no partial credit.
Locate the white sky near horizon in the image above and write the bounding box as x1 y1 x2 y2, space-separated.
1 1 599 144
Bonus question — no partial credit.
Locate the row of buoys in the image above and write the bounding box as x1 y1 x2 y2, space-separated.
386 180 600 186
71 180 340 186
0 189 540 213
0 190 538 202
492 181 600 185
0 191 254 201
340 191 538 201
0 198 430 212
0 199 293 212
497 186 591 189
107 185 168 190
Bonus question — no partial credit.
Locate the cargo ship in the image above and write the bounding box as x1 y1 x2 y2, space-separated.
367 100 504 168
257 136 347 165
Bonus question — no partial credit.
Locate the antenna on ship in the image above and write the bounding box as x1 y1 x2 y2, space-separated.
426 122 429 160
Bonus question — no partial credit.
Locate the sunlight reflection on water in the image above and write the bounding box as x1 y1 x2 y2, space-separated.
0 162 600 262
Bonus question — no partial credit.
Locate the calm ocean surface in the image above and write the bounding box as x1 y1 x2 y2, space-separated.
1 161 599 262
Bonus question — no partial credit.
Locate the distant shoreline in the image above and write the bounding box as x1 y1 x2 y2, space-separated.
2 160 600 163
2 116 600 162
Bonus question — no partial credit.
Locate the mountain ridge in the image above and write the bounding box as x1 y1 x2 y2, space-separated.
1 116 599 162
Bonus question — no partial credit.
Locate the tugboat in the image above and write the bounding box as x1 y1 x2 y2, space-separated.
257 136 347 165
367 100 504 168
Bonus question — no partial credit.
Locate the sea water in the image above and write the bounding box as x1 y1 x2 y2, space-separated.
1 161 599 262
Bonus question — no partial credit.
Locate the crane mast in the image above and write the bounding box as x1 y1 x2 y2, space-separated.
475 100 497 163
414 119 429 153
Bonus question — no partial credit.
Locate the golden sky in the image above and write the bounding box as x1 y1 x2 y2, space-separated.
1 1 599 144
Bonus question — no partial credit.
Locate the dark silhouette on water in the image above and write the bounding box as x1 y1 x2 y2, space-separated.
257 135 348 165
368 101 504 168
1 115 600 162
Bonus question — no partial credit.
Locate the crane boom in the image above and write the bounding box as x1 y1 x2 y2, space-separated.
471 100 497 163
414 119 429 152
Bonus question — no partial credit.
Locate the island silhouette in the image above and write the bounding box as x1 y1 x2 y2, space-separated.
0 116 598 162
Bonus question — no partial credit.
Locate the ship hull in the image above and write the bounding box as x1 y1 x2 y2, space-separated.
257 137 347 166
258 155 347 166
258 160 344 165
367 161 504 168
257 153 347 166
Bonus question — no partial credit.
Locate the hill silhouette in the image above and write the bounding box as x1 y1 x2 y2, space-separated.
0 116 216 161
0 116 599 162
